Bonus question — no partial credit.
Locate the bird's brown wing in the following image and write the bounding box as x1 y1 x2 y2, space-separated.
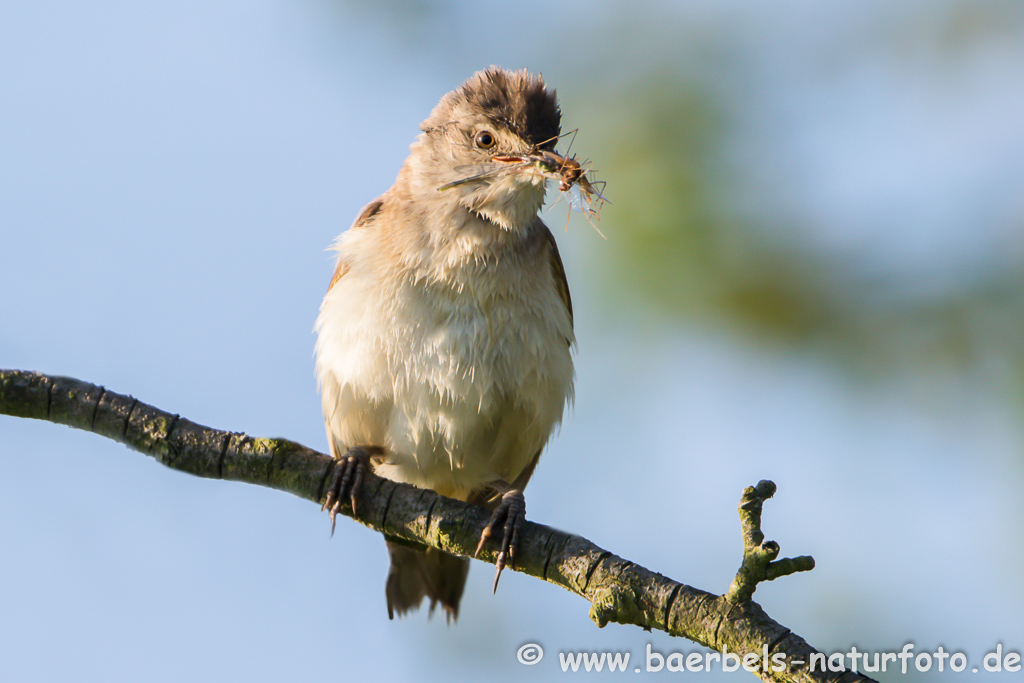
326 197 385 293
542 225 574 330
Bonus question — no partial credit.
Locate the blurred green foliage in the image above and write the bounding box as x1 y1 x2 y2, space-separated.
559 2 1024 396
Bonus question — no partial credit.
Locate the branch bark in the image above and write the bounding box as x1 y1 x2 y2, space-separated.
1 369 875 683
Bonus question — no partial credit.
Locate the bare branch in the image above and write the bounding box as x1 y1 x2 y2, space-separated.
726 480 816 605
0 369 876 683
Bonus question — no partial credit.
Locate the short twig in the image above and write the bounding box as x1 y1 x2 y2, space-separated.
725 480 815 604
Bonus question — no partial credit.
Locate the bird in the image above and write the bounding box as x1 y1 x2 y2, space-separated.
314 67 578 622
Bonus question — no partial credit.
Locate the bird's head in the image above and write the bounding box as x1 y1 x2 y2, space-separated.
404 67 575 231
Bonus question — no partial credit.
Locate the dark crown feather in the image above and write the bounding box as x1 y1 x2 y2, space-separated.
426 67 561 150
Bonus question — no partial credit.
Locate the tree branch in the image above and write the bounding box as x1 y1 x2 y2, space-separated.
1 369 875 683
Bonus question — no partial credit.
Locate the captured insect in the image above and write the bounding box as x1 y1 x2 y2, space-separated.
549 153 609 223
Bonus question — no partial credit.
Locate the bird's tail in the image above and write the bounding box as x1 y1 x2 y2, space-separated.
385 540 470 623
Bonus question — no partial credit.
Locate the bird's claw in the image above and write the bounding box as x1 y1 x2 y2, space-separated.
322 446 379 536
474 490 526 593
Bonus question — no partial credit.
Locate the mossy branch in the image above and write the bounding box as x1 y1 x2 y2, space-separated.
726 480 816 605
1 369 876 683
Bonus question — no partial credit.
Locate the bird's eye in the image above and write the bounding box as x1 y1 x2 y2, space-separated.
475 131 496 149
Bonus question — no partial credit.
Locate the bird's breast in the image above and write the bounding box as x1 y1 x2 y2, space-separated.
315 221 574 499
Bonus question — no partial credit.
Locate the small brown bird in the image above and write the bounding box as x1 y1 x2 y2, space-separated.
314 67 578 621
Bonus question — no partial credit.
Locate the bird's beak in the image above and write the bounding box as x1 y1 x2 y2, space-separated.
492 149 583 191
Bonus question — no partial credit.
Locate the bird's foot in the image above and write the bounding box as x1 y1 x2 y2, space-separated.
322 445 381 536
474 489 525 593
